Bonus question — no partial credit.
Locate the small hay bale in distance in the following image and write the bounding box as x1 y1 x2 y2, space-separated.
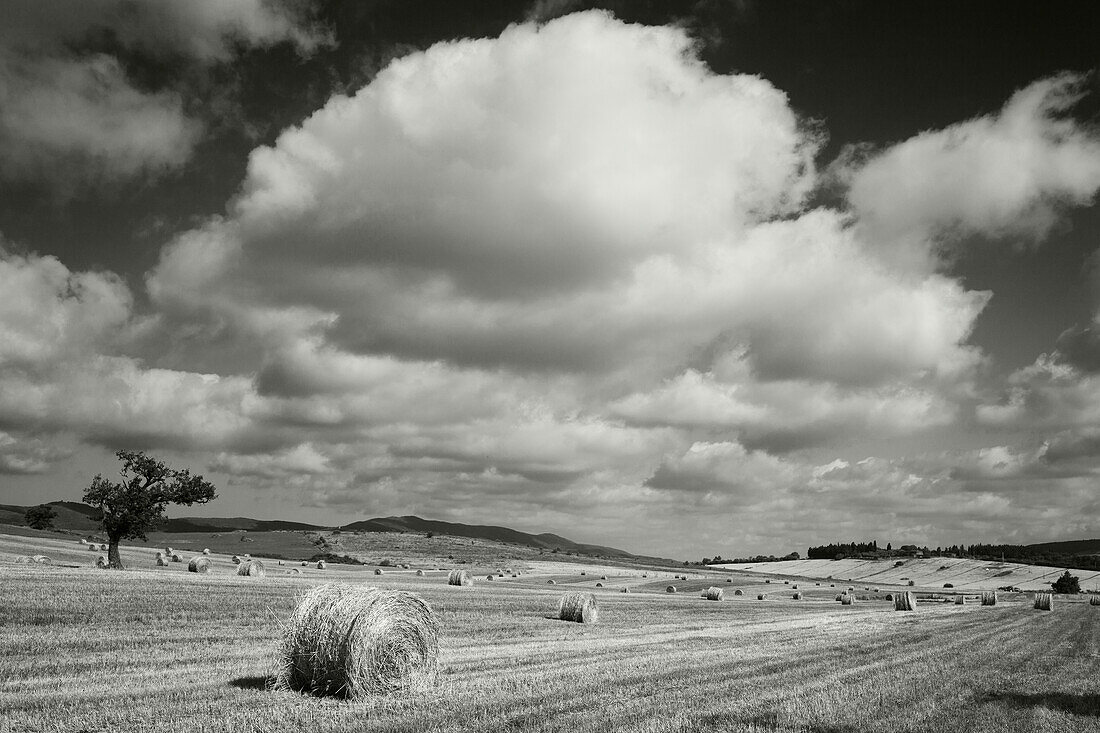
765 580 771 584
415 569 425 577
202 548 210 555
188 556 211 574
733 589 744 596
620 587 629 593
1034 593 1053 611
487 575 495 581
100 544 108 551
792 585 798 589
885 593 894 601
793 592 803 600
156 555 169 567
546 579 556 584
666 585 677 594
289 568 302 575
448 569 472 587
757 593 767 600
79 538 88 545
95 555 108 569
279 560 285 566
170 553 183 563
558 592 598 624
1089 596 1100 606
580 571 586 576
165 547 173 555
840 595 853 606
600 575 607 580
705 587 724 601
835 594 844 602
237 559 266 577
981 591 997 606
88 544 98 551
955 595 965 605
726 578 732 583
279 583 439 698
317 561 327 570
595 582 603 587
32 555 52 565
231 555 241 564
375 568 384 575
894 591 916 611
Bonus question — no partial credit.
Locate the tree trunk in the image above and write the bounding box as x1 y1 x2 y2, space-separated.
108 535 124 569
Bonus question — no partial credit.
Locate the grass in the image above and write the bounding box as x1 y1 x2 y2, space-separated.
3 534 1100 732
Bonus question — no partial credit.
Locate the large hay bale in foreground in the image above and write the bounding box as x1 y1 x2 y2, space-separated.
894 591 915 611
1034 593 1053 611
981 591 997 606
666 585 676 594
447 569 472 587
188 556 211 574
840 595 853 606
279 583 438 698
237 560 266 577
705 587 724 601
558 592 598 623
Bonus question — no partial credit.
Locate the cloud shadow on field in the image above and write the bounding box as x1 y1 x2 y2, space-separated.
977 691 1100 716
229 674 276 691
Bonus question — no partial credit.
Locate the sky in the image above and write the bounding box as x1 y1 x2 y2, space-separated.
2 0 1100 560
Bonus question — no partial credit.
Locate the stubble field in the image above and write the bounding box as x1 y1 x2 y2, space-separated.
2 536 1100 732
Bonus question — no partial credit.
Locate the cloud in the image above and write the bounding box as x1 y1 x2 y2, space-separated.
0 0 327 188
840 73 1100 259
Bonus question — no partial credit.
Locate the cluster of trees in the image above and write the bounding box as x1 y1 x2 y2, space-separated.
24 504 58 530
968 544 1100 573
698 552 800 565
807 541 882 559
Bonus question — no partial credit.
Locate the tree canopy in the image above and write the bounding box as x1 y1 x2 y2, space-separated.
1051 570 1081 594
83 450 217 568
24 504 57 530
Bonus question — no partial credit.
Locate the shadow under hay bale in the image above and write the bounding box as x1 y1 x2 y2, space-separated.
287 568 302 575
279 583 438 698
666 585 677 594
895 591 915 611
1034 593 1053 611
705 587 724 601
188 556 211 574
237 560 266 577
448 569 472 587
558 592 598 623
982 591 997 606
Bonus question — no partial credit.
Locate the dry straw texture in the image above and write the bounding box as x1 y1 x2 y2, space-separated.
279 583 439 698
894 591 915 611
188 556 211 574
558 592 599 623
1034 593 1053 611
666 585 676 594
733 589 744 596
981 591 997 606
237 560 266 577
840 595 853 606
448 569 472 586
705 587 724 601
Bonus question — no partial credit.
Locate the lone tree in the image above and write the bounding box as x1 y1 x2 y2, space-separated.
24 504 58 530
1051 570 1081 594
83 450 217 569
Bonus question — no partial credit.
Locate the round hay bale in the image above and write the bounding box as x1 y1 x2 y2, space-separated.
170 553 183 563
733 589 744 596
188 556 211 574
885 593 894 601
666 585 676 593
620 587 629 593
793 592 803 600
244 554 251 559
955 595 965 605
79 538 87 545
765 580 771 584
847 586 855 592
88 544 98 551
237 560 266 577
317 561 327 570
290 568 302 575
546 579 556 585
1034 593 1053 611
202 548 210 555
726 578 732 583
784 581 789 585
1089 596 1100 606
279 583 439 698
792 585 798 589
558 592 598 623
981 591 997 606
374 568 384 575
841 595 853 605
401 564 410 569
486 575 495 581
580 571 586 576
835 594 844 601
99 544 108 552
447 569 472 587
166 547 173 554
757 593 767 600
232 555 242 565
156 555 169 567
301 562 308 567
279 560 285 566
95 555 107 569
31 555 52 565
600 576 607 580
829 583 835 587
705 587 724 601
894 591 916 611
415 569 425 577
595 582 603 587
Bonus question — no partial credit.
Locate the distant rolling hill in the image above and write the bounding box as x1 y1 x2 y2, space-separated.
0 502 633 557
